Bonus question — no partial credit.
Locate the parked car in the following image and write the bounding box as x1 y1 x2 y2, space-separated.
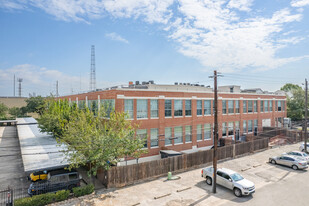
28 170 48 182
269 155 308 170
299 142 309 152
201 167 255 197
28 169 81 196
283 151 309 163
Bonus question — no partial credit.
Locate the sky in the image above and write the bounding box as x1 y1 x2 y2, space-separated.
0 0 309 97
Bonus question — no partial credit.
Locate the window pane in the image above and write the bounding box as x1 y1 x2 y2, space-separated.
174 126 183 144
165 100 172 117
185 126 192 142
260 100 264 112
269 100 273 111
197 124 202 141
235 100 240 113
100 99 115 117
228 122 234 136
185 100 191 116
197 100 202 115
264 100 268 112
281 101 285 111
150 128 158 147
248 101 253 113
174 100 183 116
150 100 158 118
165 127 172 145
137 99 148 119
222 122 227 137
137 129 147 148
243 100 247 113
254 100 257 112
243 120 247 134
222 100 227 114
204 124 211 139
124 99 134 119
248 120 253 132
228 100 234 114
204 100 211 115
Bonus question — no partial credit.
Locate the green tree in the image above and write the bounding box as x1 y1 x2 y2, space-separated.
0 103 8 118
26 96 45 115
38 99 146 177
9 107 22 118
281 83 306 121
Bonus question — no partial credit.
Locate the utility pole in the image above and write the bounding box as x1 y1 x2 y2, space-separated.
209 70 222 194
305 79 308 153
13 74 15 97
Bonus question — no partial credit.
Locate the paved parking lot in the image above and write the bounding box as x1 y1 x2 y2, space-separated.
0 126 28 190
56 142 308 206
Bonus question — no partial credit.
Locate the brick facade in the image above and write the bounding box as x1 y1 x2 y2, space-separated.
60 88 286 157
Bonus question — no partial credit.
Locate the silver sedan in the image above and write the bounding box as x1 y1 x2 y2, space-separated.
269 155 308 170
283 151 309 164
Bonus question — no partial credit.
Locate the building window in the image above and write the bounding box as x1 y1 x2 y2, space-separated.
254 119 258 135
185 126 192 142
269 100 273 111
222 122 227 137
235 121 240 141
264 100 268 112
228 100 234 114
235 100 240 113
174 100 183 117
254 100 257 112
150 128 158 147
248 120 253 133
204 100 211 115
88 100 98 115
150 100 158 118
197 100 202 116
222 100 227 114
137 129 147 148
185 100 191 116
243 100 247 113
174 126 183 144
78 100 86 109
248 100 253 113
243 120 247 134
165 100 172 117
282 101 285 111
228 122 234 136
204 124 211 140
260 100 264 112
277 101 281 111
124 99 134 119
100 99 115 117
197 124 202 141
137 99 148 119
165 127 172 146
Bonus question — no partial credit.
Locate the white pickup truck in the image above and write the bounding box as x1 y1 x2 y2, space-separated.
201 167 255 197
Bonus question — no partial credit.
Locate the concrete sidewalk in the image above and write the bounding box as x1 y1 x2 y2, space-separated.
54 143 303 206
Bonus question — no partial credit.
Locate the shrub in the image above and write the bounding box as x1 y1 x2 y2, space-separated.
14 193 54 206
55 190 70 202
73 184 94 197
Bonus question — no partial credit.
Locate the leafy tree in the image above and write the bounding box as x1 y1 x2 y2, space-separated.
38 99 147 177
9 107 22 118
0 103 8 118
26 96 45 115
281 83 306 121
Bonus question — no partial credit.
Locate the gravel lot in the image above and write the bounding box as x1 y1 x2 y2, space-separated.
53 142 307 206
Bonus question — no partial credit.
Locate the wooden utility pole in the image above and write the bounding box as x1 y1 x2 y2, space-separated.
209 70 221 193
305 79 308 153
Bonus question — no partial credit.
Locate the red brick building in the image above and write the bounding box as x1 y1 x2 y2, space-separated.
60 83 286 157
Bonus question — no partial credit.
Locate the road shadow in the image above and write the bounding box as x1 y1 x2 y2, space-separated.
266 162 308 173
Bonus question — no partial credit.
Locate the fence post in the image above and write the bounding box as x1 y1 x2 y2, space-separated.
233 144 236 158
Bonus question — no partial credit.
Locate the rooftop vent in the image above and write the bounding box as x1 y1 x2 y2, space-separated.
135 81 140 85
174 82 178 85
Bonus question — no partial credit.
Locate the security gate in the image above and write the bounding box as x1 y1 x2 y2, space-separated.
0 188 13 206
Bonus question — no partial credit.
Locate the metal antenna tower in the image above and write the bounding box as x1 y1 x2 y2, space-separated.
17 78 23 97
90 45 96 91
13 74 15 96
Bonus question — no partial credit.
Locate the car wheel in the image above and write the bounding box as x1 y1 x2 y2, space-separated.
234 188 242 197
206 177 212 185
292 165 298 170
270 159 276 164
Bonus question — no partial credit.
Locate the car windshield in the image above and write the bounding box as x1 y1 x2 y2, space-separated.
303 153 308 157
230 173 244 182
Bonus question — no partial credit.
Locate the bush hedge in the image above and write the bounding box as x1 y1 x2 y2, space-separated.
72 184 94 197
14 185 94 206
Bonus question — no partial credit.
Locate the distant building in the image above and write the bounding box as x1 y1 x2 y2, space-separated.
59 81 287 157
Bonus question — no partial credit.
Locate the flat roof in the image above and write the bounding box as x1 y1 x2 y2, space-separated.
17 117 68 173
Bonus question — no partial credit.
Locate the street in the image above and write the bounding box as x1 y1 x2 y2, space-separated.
54 142 309 206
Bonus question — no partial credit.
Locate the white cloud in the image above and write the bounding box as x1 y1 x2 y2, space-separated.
0 64 123 96
291 0 309 7
1 0 309 73
0 0 27 10
105 32 129 44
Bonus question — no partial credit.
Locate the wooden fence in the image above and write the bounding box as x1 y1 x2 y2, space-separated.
97 137 269 188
